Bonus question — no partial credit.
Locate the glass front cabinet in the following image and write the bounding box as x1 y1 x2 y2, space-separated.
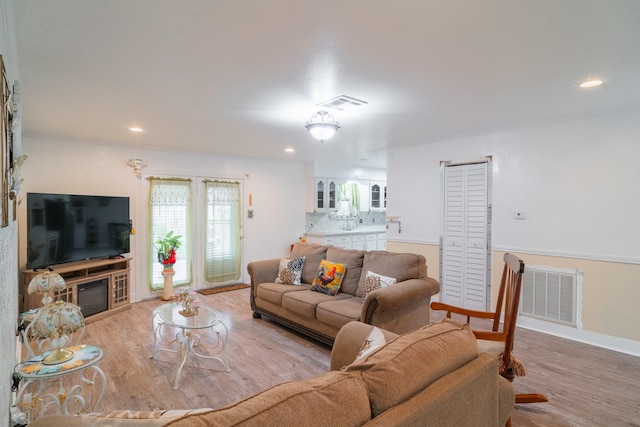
369 181 387 210
314 178 337 212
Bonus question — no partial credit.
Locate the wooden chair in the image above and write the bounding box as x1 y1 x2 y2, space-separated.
431 253 547 407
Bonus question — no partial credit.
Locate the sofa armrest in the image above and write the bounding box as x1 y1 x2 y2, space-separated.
247 259 281 313
247 259 280 288
362 277 440 334
330 321 399 371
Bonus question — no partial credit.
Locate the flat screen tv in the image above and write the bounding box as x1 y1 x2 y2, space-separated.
26 193 130 270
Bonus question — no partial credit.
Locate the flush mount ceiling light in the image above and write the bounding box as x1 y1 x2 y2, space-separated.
579 78 604 88
305 111 340 143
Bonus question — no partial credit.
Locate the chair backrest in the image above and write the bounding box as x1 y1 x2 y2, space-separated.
493 252 525 377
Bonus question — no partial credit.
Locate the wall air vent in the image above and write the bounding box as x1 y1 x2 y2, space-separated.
520 265 582 328
317 95 368 110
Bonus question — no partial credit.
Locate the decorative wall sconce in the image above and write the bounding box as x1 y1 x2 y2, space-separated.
127 159 147 175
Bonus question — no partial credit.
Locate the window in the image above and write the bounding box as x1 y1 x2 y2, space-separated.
204 180 241 283
148 178 192 290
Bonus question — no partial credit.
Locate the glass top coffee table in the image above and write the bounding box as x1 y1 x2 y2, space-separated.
150 303 230 389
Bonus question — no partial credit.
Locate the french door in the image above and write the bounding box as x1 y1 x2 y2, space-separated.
441 160 491 310
147 177 243 291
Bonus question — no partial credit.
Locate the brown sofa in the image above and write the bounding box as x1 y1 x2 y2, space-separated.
30 319 514 426
247 243 440 344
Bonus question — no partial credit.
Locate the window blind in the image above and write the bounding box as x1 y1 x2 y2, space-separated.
148 178 193 290
204 180 241 283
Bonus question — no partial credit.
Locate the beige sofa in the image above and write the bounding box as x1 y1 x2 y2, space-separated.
31 319 514 426
247 243 440 344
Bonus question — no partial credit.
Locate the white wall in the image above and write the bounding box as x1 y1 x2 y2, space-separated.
387 111 640 350
19 137 306 301
1 0 19 422
305 160 386 181
389 112 640 260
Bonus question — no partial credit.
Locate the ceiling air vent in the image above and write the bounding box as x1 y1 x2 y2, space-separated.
317 95 368 110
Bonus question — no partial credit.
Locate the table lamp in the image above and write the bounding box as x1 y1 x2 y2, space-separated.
27 268 66 305
29 300 85 364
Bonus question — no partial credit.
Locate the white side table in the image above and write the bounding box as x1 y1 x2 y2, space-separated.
150 303 230 389
16 344 106 423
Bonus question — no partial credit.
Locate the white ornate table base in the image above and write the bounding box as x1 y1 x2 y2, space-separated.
16 345 106 423
150 304 230 389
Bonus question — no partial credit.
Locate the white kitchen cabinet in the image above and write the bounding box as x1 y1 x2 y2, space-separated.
309 178 375 213
305 229 385 250
306 234 352 249
351 235 365 250
369 181 387 211
310 178 338 212
365 233 377 250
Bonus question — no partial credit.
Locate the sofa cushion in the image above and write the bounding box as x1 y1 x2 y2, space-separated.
361 270 397 302
357 251 427 296
316 296 362 329
290 243 328 284
256 282 311 305
311 260 347 295
167 371 371 427
274 257 305 285
326 247 364 296
345 318 478 417
282 289 351 319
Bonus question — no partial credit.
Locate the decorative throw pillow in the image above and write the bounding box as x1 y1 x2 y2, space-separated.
275 257 305 285
355 326 387 361
311 260 347 296
361 270 397 302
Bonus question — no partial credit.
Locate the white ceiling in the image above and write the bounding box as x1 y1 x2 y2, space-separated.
12 0 640 169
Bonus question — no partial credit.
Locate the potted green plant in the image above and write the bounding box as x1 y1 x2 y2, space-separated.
155 231 182 271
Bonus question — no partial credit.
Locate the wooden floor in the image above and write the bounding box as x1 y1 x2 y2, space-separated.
57 288 639 426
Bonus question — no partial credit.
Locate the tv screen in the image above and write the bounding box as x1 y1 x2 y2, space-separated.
26 193 130 269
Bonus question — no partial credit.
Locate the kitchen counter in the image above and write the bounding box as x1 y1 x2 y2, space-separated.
305 226 386 237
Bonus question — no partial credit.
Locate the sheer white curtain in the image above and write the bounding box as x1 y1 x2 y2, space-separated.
148 178 192 290
204 180 241 284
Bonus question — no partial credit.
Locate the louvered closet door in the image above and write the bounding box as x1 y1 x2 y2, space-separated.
442 163 489 310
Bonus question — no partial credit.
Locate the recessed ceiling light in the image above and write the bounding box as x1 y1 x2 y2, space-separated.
128 126 145 133
579 79 604 89
285 147 294 153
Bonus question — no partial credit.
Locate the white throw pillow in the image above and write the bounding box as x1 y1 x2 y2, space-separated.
275 257 305 285
361 270 397 302
355 326 387 361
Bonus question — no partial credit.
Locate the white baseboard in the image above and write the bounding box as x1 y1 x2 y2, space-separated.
517 316 640 358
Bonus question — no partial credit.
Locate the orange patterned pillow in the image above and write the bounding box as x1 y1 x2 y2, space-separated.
311 260 347 296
